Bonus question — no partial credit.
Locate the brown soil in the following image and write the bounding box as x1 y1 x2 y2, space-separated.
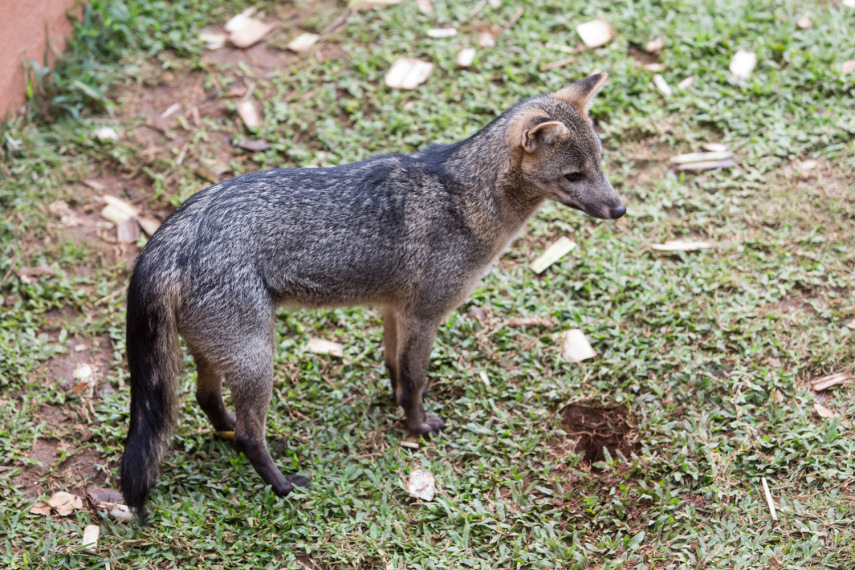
560 403 635 464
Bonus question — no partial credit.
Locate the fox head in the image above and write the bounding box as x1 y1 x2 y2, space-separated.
508 73 625 220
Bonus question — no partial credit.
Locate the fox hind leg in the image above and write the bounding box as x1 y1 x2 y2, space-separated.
193 356 235 432
383 308 399 400
394 314 444 437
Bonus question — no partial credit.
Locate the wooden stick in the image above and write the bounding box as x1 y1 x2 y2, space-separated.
761 477 778 521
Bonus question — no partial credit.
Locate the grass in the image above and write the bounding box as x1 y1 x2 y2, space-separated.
1 0 854 567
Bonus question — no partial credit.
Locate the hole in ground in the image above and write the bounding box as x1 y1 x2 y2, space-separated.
561 403 634 465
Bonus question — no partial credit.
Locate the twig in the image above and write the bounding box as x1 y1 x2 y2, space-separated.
319 9 351 40
503 7 525 32
94 287 124 306
761 477 778 521
0 255 19 288
540 57 577 72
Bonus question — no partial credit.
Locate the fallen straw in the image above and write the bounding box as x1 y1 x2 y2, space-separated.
761 477 778 521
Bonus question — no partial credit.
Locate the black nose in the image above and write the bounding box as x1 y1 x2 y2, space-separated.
610 204 626 219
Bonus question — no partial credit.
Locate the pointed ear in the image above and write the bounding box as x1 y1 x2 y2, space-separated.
521 120 569 153
553 72 609 117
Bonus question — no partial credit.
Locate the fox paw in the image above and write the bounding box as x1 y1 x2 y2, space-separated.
273 474 311 496
410 413 445 437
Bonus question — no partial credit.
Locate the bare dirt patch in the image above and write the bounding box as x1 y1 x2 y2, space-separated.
560 403 635 464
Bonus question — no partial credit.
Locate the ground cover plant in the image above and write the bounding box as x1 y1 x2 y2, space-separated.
1 0 853 567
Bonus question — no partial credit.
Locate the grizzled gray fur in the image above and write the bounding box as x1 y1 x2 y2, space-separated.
121 73 625 523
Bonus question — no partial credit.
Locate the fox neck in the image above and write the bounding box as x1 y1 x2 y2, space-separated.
443 122 545 254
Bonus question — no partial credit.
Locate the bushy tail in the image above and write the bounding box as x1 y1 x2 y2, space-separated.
120 263 181 525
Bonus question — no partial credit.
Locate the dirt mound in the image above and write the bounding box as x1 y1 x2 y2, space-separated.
561 404 634 464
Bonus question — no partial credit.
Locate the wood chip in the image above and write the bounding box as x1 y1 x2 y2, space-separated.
49 200 83 227
540 57 577 72
488 0 501 8
530 236 576 274
843 60 855 74
235 99 262 129
160 103 181 119
86 485 124 506
137 216 161 237
796 12 812 29
677 75 695 90
798 159 818 171
478 30 496 48
456 48 476 68
811 372 852 392
650 240 716 252
307 338 344 357
508 316 553 327
847 319 855 330
427 28 457 38
82 525 100 552
287 32 319 53
117 218 140 243
653 74 671 96
94 127 118 141
674 159 737 171
730 49 757 80
761 477 778 522
701 142 729 153
399 437 419 450
384 57 434 90
48 492 84 516
82 179 106 192
71 363 97 396
30 501 52 516
576 18 615 49
814 402 834 419
416 0 433 13
479 370 491 388
100 195 139 223
407 469 436 501
643 63 666 73
199 29 228 50
670 151 732 165
561 329 596 363
644 36 665 52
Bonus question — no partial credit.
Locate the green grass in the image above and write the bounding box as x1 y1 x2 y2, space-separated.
1 0 854 567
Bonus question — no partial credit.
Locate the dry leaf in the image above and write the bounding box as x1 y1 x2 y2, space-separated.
82 525 100 552
456 48 476 68
644 36 665 52
48 492 84 516
49 201 83 227
478 31 496 48
814 402 835 419
137 216 161 237
847 319 855 330
561 329 596 363
71 363 97 396
235 139 271 152
399 436 419 450
384 57 434 90
225 8 275 48
407 469 436 501
771 389 784 403
86 485 124 506
30 501 52 516
82 179 106 192
670 151 733 165
101 195 139 224
235 99 262 129
796 12 812 29
650 240 716 252
843 60 855 74
811 372 852 392
576 18 615 49
653 74 672 96
677 76 695 90
530 236 576 274
540 57 577 72
17 266 57 284
348 0 403 9
96 501 134 522
730 49 757 80
426 28 457 38
466 306 490 324
508 316 553 327
479 370 491 388
307 338 344 357
287 32 319 53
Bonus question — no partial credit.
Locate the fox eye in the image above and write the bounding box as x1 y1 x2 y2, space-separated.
565 172 585 183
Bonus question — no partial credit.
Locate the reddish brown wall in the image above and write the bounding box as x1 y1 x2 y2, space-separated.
1 0 81 118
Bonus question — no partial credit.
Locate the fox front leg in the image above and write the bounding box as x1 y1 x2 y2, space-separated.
394 315 444 436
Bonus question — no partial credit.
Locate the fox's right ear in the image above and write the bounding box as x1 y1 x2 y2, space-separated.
553 72 609 118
